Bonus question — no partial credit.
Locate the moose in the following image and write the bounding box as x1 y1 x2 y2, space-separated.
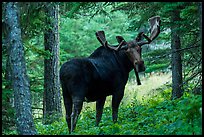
60 16 161 133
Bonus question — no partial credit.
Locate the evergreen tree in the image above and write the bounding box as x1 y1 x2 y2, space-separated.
170 7 183 99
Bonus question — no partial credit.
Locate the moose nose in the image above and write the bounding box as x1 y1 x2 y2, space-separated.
142 65 146 72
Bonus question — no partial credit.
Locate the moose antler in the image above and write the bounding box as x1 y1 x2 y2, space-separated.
104 40 125 51
96 31 125 51
149 16 161 41
96 16 161 51
96 31 106 46
137 16 161 46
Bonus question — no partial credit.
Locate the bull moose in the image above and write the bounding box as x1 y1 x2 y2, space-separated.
60 16 161 133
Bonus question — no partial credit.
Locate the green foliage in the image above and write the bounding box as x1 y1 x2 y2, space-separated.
31 85 201 135
35 118 68 135
65 2 84 18
143 48 170 57
59 9 134 64
145 63 169 73
143 48 171 73
18 2 47 40
5 84 202 135
2 79 15 135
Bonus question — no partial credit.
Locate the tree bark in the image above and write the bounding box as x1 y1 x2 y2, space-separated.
170 9 183 99
43 3 62 124
5 2 37 135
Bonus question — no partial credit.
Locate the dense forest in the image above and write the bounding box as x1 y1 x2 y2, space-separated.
2 2 202 135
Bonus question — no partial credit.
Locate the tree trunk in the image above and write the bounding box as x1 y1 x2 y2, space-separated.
43 3 62 124
5 2 37 135
170 9 183 99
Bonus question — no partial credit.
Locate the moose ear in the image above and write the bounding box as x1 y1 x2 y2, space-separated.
116 36 127 44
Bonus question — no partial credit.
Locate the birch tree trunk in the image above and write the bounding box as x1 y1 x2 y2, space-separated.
5 2 37 135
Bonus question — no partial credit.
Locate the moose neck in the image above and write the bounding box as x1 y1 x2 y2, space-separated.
89 46 134 76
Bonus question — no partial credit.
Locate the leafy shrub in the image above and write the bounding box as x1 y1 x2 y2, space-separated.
5 83 201 135
35 118 68 135
58 86 201 135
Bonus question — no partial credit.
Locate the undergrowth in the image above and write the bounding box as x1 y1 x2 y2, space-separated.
35 84 202 135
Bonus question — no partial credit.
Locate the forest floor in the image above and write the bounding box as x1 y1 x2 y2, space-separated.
6 72 202 135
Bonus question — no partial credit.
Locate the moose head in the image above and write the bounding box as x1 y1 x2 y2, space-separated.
96 16 161 85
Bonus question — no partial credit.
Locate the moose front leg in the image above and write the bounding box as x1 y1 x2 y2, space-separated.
96 97 106 126
112 92 124 123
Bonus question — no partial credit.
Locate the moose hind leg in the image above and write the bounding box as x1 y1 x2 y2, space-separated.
71 98 83 132
61 83 73 134
96 97 106 126
112 92 124 123
64 97 72 134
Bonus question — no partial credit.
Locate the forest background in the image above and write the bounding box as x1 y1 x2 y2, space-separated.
2 2 202 135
